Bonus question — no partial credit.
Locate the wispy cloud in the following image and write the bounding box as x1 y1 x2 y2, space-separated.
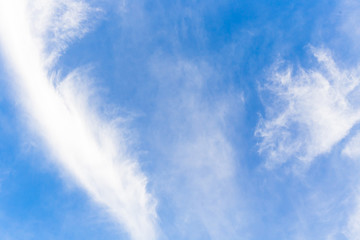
256 47 360 167
149 55 244 239
344 193 360 239
342 131 360 159
0 1 157 240
28 0 98 65
256 46 360 238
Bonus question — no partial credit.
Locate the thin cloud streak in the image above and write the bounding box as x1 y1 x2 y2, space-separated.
149 57 244 239
0 1 157 240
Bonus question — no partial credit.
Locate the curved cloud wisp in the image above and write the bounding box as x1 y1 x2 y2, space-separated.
0 1 158 240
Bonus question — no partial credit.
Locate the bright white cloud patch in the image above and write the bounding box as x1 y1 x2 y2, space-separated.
0 1 157 240
256 47 360 167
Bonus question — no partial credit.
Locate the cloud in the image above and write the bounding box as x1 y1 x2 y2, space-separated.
28 0 100 65
0 1 157 240
149 56 244 239
256 45 360 239
256 47 360 167
342 131 360 159
345 194 360 239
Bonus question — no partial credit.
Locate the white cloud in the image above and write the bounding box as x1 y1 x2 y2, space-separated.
344 192 360 240
256 47 360 167
343 131 360 159
149 57 244 239
0 1 157 240
257 46 360 239
28 0 99 66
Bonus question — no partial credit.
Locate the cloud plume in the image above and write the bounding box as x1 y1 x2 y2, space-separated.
0 1 157 240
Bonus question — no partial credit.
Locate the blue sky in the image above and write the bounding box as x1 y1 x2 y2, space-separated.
1 0 360 239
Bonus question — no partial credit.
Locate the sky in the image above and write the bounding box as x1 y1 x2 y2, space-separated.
0 0 360 239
